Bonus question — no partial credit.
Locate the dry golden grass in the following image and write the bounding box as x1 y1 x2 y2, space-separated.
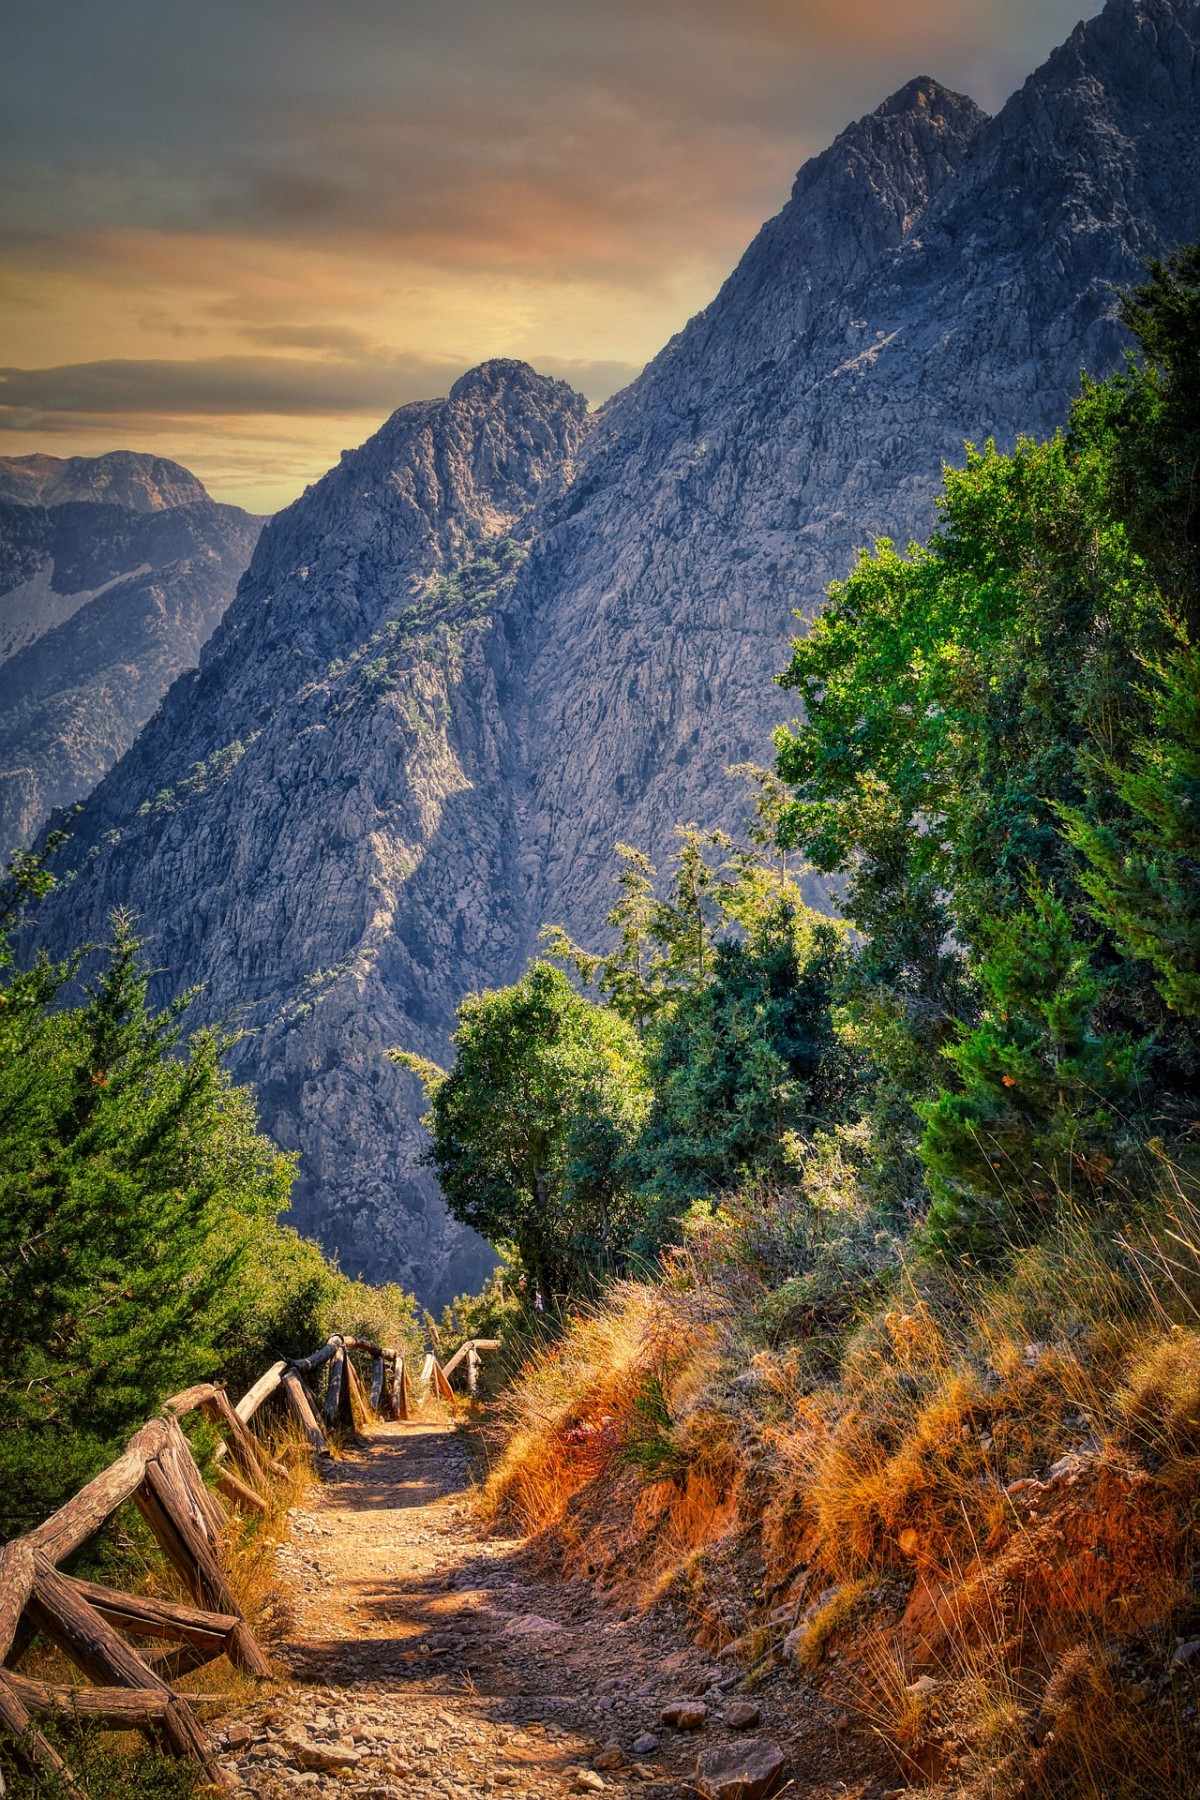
484 1161 1200 1794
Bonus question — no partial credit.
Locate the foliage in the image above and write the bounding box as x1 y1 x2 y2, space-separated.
392 962 650 1301
773 235 1200 1250
1063 636 1200 1038
0 850 419 1537
633 900 853 1229
920 886 1149 1252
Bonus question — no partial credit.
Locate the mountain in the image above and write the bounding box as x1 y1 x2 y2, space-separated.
30 0 1200 1307
0 453 263 852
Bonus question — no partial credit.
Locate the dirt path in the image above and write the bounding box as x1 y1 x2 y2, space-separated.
212 1421 876 1800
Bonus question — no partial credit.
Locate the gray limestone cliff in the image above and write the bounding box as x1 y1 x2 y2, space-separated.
30 0 1200 1307
0 453 262 850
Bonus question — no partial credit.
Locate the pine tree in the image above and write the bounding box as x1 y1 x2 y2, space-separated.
920 886 1147 1254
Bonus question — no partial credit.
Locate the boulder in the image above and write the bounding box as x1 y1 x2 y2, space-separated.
695 1739 787 1800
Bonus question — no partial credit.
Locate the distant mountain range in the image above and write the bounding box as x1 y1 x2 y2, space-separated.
31 0 1200 1307
0 452 262 852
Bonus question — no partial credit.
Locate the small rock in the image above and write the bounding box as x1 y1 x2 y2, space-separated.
505 1614 563 1637
224 1724 254 1749
292 1740 362 1772
906 1675 941 1696
631 1732 660 1756
1172 1640 1200 1669
630 1764 658 1782
594 1743 626 1770
661 1699 707 1730
723 1701 761 1730
695 1738 787 1800
577 1773 606 1793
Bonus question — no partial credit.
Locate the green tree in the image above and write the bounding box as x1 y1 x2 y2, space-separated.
391 962 650 1300
920 886 1148 1253
634 898 853 1225
0 902 296 1534
1063 638 1200 1041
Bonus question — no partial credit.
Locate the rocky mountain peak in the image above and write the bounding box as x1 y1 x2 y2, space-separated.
28 0 1200 1307
0 451 211 513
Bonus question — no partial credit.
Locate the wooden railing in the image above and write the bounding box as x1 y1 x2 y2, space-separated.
0 1333 499 1793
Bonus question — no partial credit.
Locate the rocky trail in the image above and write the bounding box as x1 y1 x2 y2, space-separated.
210 1421 881 1800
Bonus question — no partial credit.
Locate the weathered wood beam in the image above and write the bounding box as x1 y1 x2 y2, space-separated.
390 1355 409 1422
65 1576 237 1648
5 1670 173 1726
160 1422 226 1549
440 1342 471 1380
24 1558 224 1782
203 1386 283 1485
162 1383 222 1419
324 1345 347 1426
290 1337 342 1377
215 1469 268 1514
280 1367 330 1459
25 1418 172 1566
0 1671 86 1798
467 1345 480 1396
235 1359 285 1423
369 1354 386 1412
0 1541 35 1665
432 1358 454 1404
343 1351 369 1430
135 1463 270 1678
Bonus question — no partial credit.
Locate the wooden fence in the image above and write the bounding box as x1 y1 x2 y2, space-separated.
0 1334 499 1794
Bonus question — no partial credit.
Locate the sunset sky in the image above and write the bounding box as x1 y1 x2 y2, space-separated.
2 0 1102 512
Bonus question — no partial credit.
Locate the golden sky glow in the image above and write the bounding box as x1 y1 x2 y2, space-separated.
2 0 1102 512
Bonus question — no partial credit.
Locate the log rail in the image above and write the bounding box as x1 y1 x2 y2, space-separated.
0 1333 498 1792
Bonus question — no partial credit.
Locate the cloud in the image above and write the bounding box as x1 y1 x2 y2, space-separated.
0 0 1103 509
0 350 640 426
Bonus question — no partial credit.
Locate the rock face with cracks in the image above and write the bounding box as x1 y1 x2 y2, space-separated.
29 0 1200 1306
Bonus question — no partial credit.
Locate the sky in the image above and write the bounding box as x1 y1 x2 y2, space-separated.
1 0 1103 513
